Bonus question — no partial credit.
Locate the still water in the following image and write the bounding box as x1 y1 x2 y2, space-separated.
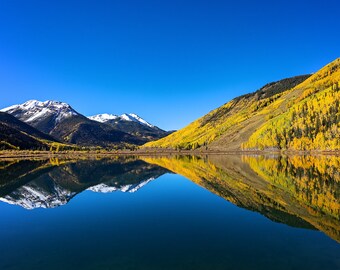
0 155 339 270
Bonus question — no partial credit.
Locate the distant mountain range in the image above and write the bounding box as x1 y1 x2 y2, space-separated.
88 113 172 141
89 113 154 127
0 100 170 149
145 58 340 151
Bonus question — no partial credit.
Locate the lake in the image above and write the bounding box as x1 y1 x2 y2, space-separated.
0 155 339 270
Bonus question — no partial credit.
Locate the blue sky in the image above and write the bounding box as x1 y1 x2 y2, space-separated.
0 0 339 130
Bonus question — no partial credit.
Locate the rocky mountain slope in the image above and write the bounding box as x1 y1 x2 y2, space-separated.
1 100 170 148
0 112 58 150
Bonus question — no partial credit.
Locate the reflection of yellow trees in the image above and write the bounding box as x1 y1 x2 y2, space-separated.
243 155 340 220
143 155 340 242
289 155 340 179
49 157 61 166
142 155 275 207
143 156 218 184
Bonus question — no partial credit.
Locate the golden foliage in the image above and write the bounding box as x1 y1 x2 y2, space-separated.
143 154 340 242
244 58 340 151
243 155 340 219
144 58 340 151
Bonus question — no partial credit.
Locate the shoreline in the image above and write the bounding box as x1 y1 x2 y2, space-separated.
0 149 339 159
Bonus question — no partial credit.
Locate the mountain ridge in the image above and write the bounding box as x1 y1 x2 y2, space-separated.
88 112 171 141
89 113 155 128
1 100 170 148
1 100 79 134
0 112 60 150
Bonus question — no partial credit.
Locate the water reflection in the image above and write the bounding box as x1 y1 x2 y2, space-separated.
143 155 340 243
0 154 339 243
0 157 169 209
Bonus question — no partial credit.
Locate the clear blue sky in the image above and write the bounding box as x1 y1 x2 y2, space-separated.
0 0 339 130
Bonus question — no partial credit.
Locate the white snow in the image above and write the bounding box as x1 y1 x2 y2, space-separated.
25 107 50 122
120 113 133 121
88 112 155 128
87 184 119 193
1 100 79 124
88 113 118 123
0 178 155 210
128 113 154 128
0 182 76 210
87 178 155 194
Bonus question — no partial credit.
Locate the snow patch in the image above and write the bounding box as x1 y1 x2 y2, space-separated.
88 113 118 123
0 182 76 210
87 178 155 193
0 178 155 210
88 112 154 128
1 100 79 124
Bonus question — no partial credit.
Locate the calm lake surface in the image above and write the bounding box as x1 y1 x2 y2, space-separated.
0 155 339 270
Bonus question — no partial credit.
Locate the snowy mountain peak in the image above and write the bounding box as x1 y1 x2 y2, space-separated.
120 113 137 122
18 99 72 110
88 113 154 128
88 113 118 123
127 113 154 128
1 99 79 124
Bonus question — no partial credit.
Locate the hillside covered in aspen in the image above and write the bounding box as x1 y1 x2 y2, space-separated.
144 58 340 151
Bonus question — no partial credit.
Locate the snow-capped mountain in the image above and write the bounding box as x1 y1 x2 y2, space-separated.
1 100 170 146
1 100 145 146
1 100 79 125
0 181 77 210
88 113 118 123
0 178 154 210
89 113 154 128
88 112 171 140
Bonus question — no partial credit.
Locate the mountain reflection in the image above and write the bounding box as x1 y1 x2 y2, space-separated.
0 157 169 209
0 154 339 242
142 155 340 243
